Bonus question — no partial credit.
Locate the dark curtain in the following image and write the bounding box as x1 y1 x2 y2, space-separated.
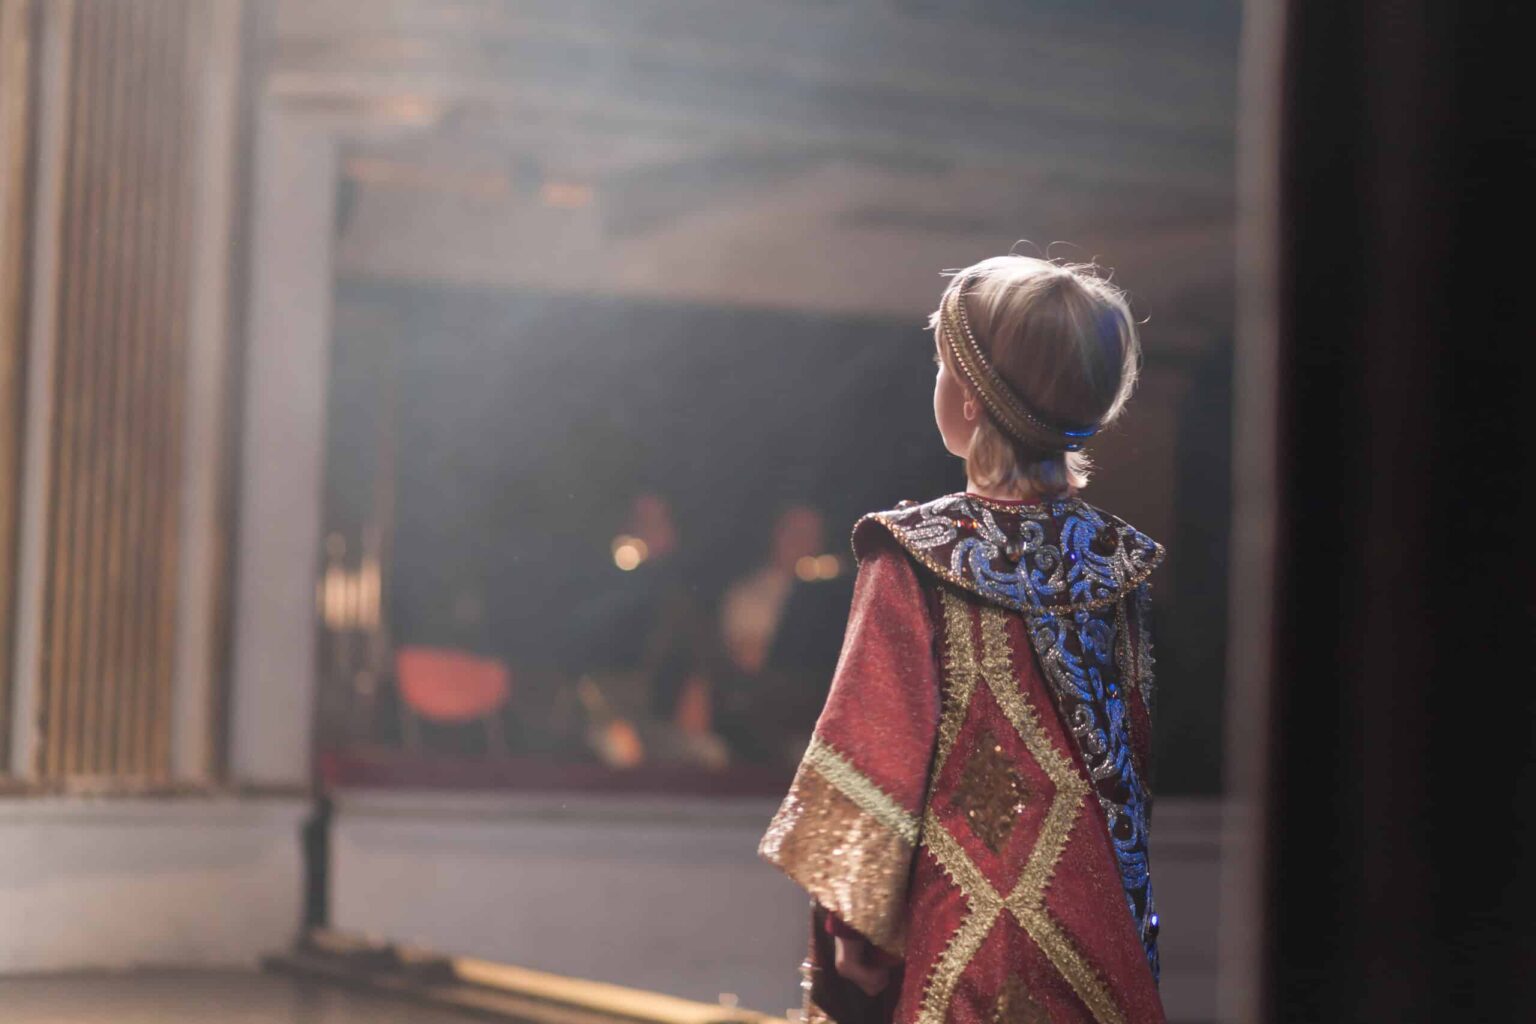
1267 0 1528 1020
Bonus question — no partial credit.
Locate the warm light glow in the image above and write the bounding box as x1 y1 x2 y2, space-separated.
797 554 842 581
611 534 649 571
318 558 383 632
541 180 594 208
377 94 443 127
600 719 645 768
320 564 345 629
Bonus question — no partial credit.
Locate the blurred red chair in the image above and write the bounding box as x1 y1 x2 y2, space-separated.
394 646 512 756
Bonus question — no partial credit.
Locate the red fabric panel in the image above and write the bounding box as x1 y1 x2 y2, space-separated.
812 535 941 814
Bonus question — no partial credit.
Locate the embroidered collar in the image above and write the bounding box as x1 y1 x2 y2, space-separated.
853 493 1163 617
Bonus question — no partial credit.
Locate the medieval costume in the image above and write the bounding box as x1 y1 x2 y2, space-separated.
760 493 1165 1024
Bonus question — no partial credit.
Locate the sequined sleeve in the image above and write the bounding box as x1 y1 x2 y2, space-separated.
759 541 941 956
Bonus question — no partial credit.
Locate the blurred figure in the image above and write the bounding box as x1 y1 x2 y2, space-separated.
716 504 850 767
626 493 679 565
567 493 725 769
721 504 827 676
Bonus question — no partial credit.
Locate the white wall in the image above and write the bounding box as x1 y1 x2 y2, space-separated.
333 792 809 1015
334 792 1221 1021
226 105 335 790
0 1 315 978
0 797 307 973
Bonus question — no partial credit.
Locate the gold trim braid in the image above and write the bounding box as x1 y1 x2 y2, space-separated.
803 735 921 846
917 808 1007 1024
935 595 982 779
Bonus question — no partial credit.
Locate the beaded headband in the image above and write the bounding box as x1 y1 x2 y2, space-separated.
939 280 1100 453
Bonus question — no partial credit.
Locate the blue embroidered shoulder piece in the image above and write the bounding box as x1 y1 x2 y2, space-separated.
853 493 1165 979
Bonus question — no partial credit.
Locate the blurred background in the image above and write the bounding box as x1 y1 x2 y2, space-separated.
2 0 1518 1022
2 0 1238 1018
310 0 1236 793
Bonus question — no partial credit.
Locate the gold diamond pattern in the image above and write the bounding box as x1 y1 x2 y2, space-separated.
914 594 1124 1024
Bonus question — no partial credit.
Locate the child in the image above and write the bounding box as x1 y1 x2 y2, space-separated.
760 256 1166 1024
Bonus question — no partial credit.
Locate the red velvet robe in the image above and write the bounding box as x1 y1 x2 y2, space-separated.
761 494 1165 1024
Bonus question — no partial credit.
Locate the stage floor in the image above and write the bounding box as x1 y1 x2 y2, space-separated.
0 969 486 1023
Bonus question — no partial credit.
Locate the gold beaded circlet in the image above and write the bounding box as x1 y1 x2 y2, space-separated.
939 280 1100 453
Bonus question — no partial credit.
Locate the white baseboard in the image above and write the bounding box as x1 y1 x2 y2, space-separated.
332 791 1222 1020
0 796 308 973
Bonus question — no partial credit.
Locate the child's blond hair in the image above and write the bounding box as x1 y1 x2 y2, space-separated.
928 255 1140 496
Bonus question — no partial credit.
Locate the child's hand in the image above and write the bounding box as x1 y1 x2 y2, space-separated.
833 934 892 996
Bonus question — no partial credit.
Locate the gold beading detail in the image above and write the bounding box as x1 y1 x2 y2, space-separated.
994 973 1051 1024
955 733 1029 853
760 760 915 955
762 736 923 954
1113 597 1139 754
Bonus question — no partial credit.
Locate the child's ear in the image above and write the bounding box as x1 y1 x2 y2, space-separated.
963 393 978 421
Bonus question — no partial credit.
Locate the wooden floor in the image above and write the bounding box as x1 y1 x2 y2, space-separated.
0 969 487 1023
